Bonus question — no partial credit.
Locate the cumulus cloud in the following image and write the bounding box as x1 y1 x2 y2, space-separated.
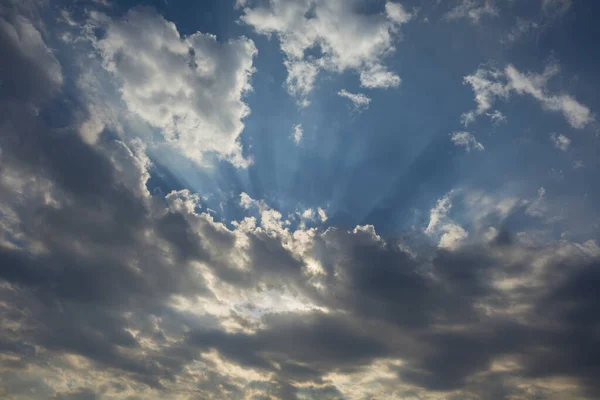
450 131 485 152
462 62 594 129
338 89 371 113
238 0 411 104
550 132 571 151
445 0 498 24
94 7 257 167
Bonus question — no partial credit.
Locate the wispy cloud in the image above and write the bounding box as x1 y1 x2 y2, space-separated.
462 62 594 129
445 0 498 24
338 89 372 113
450 131 485 152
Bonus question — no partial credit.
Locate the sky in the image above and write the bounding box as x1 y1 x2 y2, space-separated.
1 0 600 399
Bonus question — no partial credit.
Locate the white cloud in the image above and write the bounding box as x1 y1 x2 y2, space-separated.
486 109 506 125
425 189 527 249
505 64 592 129
297 207 328 225
285 59 319 101
425 191 468 249
239 192 256 209
438 223 469 249
338 89 371 112
301 208 314 220
239 0 411 103
95 8 257 167
450 131 485 152
386 2 412 24
425 192 453 235
109 139 152 197
359 64 401 89
550 133 571 151
317 207 328 222
461 67 510 126
292 124 303 144
445 0 498 24
462 63 594 129
166 189 203 215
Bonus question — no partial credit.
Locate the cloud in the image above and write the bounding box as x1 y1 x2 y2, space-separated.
461 66 511 126
425 191 468 249
1 74 206 400
525 187 548 217
337 89 371 113
463 62 594 129
445 0 498 24
506 64 593 128
94 7 257 167
486 109 506 125
3 82 600 399
503 18 540 44
542 0 573 18
550 133 571 151
450 131 485 152
0 11 63 103
239 0 411 104
292 123 303 144
502 1 573 45
317 207 328 222
3 3 600 400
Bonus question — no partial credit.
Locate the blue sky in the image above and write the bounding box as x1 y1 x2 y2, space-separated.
74 0 600 238
1 0 600 399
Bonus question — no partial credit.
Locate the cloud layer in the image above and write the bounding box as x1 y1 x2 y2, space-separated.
1 1 600 400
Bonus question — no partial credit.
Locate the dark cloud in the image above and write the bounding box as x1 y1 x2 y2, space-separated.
0 3 209 392
53 388 99 400
188 311 388 380
0 6 63 103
